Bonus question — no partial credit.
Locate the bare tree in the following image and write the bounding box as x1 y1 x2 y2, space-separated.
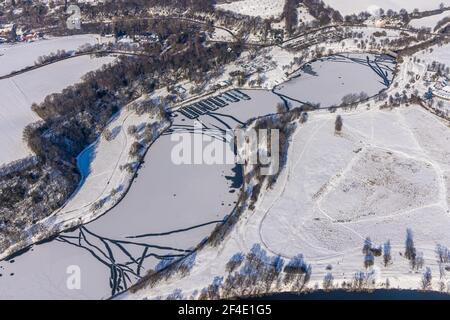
323 272 334 291
383 240 392 267
335 115 343 134
283 0 299 35
436 244 449 264
421 267 432 290
127 125 138 136
129 141 143 158
364 252 374 269
405 228 416 261
414 252 424 270
362 237 372 255
352 271 367 290
438 281 446 292
110 186 121 198
276 102 288 114
102 128 114 141
300 112 308 124
225 252 244 273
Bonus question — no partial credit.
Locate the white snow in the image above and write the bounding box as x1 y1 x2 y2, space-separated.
2 18 450 299
0 54 115 166
124 104 450 299
322 1 449 16
0 34 103 75
410 11 450 29
298 5 316 24
207 28 235 42
216 0 285 19
417 42 450 65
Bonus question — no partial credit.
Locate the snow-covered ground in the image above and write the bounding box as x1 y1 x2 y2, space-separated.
2 42 406 298
298 5 316 24
409 11 450 29
1 15 448 300
216 0 285 19
0 35 103 75
124 104 450 299
322 0 449 16
207 28 235 42
417 42 450 65
0 55 115 167
0 89 281 299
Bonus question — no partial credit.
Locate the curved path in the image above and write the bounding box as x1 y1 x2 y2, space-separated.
0 50 147 80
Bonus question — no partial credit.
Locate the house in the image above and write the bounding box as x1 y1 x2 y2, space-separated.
19 32 40 42
0 23 15 40
173 85 187 95
134 33 159 44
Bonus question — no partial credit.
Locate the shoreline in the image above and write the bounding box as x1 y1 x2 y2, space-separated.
242 288 450 300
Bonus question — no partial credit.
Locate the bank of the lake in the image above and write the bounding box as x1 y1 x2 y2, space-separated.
254 289 450 300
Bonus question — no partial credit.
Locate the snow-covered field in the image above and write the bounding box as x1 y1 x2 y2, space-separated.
207 28 235 42
417 42 450 65
409 11 450 29
216 0 285 19
0 54 115 166
124 104 450 299
261 105 450 280
322 0 449 16
260 106 449 259
298 5 316 24
0 34 102 75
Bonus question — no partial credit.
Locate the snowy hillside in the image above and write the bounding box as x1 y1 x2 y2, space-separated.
0 35 102 76
216 0 285 19
410 11 450 29
323 0 450 16
0 54 114 166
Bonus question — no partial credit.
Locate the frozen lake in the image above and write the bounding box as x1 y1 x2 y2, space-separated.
273 53 395 108
0 53 396 299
